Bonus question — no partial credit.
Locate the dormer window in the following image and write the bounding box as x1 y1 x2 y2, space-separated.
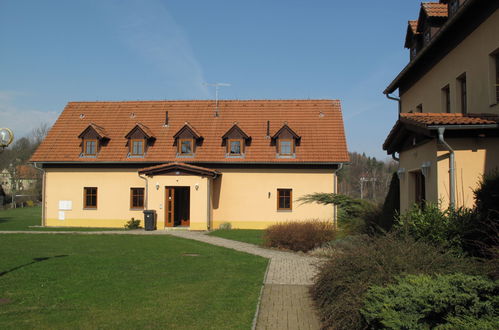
84 139 97 156
179 139 194 155
228 139 243 155
279 139 293 156
78 123 110 158
125 123 155 158
449 0 459 16
173 123 203 158
130 139 145 156
222 124 251 158
271 124 301 158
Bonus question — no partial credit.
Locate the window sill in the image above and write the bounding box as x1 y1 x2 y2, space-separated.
276 154 296 159
130 208 144 211
83 208 97 210
80 154 97 158
225 154 245 159
277 209 292 212
176 154 195 158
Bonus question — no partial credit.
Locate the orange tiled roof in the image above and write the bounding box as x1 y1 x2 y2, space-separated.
409 20 419 34
401 112 499 126
383 112 499 153
421 2 448 17
16 165 38 179
30 100 349 164
138 162 220 177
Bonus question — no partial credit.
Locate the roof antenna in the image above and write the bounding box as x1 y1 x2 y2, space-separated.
204 82 231 117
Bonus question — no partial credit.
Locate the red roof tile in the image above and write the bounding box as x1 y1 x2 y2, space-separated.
409 20 419 34
421 2 448 17
401 112 499 126
31 100 349 164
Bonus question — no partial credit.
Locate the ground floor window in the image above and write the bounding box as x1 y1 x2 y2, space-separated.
412 171 425 208
130 187 144 209
277 188 292 210
84 187 97 209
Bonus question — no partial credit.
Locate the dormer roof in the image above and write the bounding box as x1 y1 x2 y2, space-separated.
271 124 301 142
221 124 251 141
125 123 155 140
404 20 420 48
78 123 110 140
173 122 203 140
417 2 448 32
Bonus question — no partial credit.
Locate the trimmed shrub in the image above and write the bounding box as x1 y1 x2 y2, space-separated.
463 171 499 258
263 220 335 252
124 218 141 229
218 222 232 230
310 232 483 330
395 203 477 253
361 273 499 329
297 193 376 234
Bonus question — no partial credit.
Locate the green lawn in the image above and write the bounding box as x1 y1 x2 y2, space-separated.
0 207 123 231
0 234 267 329
208 229 265 246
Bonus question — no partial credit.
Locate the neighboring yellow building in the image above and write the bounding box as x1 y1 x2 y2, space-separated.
30 100 349 230
383 0 499 212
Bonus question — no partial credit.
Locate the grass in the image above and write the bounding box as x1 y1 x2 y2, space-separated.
0 207 123 231
208 229 265 246
0 234 268 329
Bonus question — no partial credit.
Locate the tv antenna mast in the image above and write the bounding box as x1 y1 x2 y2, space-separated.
204 82 231 117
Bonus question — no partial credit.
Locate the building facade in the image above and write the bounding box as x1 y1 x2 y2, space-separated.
30 100 349 229
383 0 499 211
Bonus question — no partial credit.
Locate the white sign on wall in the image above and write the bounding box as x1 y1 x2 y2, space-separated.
59 200 72 210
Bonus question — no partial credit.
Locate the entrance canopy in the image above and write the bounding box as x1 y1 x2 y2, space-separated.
138 162 220 178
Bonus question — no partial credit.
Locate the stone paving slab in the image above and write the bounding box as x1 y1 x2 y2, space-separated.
256 285 321 330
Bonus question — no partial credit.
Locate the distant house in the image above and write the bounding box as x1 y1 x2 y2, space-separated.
30 100 349 229
0 165 38 195
383 0 499 212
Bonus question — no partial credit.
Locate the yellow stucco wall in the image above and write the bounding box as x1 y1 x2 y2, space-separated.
399 141 438 212
400 10 499 113
44 167 336 230
399 137 499 212
212 168 335 229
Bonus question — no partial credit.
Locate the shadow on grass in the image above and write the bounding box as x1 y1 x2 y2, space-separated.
0 255 68 277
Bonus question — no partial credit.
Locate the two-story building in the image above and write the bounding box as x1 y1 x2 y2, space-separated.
30 100 349 229
383 0 499 211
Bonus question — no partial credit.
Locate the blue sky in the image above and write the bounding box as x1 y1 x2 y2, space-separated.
0 0 422 159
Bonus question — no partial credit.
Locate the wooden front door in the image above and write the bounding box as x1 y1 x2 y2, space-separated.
165 187 175 227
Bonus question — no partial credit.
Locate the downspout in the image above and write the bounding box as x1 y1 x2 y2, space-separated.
333 163 343 229
207 176 212 231
385 92 401 114
437 127 455 209
138 173 148 210
392 153 400 162
32 162 46 226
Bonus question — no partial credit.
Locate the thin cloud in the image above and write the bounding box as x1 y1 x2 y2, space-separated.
0 91 57 139
103 0 210 98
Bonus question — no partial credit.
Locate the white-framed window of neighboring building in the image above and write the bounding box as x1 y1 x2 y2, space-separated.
457 73 467 114
489 50 499 106
441 85 451 113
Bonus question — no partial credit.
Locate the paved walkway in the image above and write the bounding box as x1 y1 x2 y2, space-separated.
0 229 323 329
167 231 322 330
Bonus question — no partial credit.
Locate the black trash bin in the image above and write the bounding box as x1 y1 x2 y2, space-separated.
143 210 157 231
